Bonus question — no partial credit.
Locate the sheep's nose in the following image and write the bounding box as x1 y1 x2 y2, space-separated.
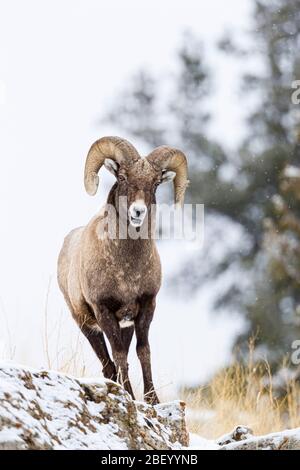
135 207 145 217
129 202 147 224
129 202 147 227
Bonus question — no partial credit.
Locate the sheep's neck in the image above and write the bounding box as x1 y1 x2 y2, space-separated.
106 184 156 254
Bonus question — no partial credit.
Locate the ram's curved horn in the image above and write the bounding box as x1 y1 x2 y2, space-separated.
84 136 140 195
147 146 189 206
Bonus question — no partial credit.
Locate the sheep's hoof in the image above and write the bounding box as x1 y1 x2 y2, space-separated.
102 363 117 382
145 393 160 405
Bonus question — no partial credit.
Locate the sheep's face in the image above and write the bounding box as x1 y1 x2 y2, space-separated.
105 158 175 227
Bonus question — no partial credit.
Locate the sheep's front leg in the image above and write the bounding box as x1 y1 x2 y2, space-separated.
93 303 135 400
135 295 159 405
80 324 117 381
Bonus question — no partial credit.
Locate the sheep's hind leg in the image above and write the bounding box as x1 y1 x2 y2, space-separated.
80 323 117 381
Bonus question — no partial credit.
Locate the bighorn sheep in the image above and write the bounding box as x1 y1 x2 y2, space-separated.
57 136 188 403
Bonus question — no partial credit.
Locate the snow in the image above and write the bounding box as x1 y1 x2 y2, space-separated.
188 433 219 450
284 165 300 178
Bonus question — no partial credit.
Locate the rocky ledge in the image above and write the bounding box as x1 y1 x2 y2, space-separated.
0 363 188 450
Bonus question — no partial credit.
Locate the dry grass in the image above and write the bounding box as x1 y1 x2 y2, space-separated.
182 354 300 439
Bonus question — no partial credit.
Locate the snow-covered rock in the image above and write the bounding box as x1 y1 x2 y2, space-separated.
1 362 300 451
188 433 220 450
217 425 254 446
219 426 300 450
192 425 300 451
0 362 188 450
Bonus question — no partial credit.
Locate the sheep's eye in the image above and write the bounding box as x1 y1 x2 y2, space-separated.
154 180 161 187
118 175 127 182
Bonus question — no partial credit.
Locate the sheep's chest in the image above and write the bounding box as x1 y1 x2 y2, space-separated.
109 257 158 301
84 240 161 306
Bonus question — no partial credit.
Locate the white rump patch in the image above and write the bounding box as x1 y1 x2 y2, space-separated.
119 319 134 328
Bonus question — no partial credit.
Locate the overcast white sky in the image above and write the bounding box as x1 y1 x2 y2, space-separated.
0 0 251 392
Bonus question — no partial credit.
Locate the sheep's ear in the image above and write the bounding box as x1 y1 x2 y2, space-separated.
104 158 119 177
161 170 176 184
